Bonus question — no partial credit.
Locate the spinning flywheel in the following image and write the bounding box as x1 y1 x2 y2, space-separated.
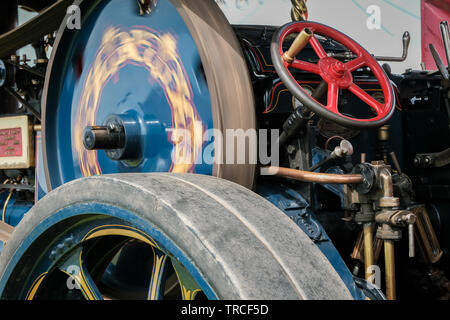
42 0 256 190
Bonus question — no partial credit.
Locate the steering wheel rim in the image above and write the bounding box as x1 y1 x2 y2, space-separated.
271 21 395 129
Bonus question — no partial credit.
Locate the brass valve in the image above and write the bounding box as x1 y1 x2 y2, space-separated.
375 210 416 258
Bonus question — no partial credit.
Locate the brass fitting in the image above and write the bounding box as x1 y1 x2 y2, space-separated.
375 209 413 227
283 28 313 64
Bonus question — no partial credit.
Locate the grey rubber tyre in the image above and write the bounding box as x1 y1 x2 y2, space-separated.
0 173 353 300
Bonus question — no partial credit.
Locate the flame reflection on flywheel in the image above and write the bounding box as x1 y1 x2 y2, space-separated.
73 25 204 177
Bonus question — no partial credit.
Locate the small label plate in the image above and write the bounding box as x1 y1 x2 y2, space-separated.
0 128 23 157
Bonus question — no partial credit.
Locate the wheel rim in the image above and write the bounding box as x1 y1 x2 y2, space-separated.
0 204 216 300
0 173 361 300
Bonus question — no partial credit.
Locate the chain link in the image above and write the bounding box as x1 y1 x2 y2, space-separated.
291 0 308 21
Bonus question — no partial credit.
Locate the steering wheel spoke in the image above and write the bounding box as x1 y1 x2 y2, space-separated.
290 59 321 74
309 35 328 59
326 83 340 113
345 56 367 72
348 84 383 115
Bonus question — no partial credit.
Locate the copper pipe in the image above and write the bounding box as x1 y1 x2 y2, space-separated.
351 231 364 260
363 223 375 283
351 228 383 263
261 166 363 184
360 153 366 163
384 240 396 300
374 238 383 263
324 135 344 151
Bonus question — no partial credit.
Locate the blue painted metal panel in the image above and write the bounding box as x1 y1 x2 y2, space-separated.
257 183 365 300
0 192 32 227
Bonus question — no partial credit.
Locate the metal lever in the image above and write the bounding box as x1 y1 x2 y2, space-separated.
440 21 450 67
375 31 410 62
408 222 415 258
308 139 354 172
330 31 411 62
414 148 450 168
429 43 450 81
400 213 416 258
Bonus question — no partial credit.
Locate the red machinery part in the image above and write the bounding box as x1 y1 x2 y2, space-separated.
421 0 450 69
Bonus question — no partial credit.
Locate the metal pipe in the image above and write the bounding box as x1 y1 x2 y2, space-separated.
261 166 364 184
4 59 45 78
408 223 415 258
283 28 313 64
360 153 366 163
351 230 364 260
379 168 394 198
3 86 41 121
308 155 332 172
0 184 34 191
363 223 375 283
384 240 396 300
429 43 450 81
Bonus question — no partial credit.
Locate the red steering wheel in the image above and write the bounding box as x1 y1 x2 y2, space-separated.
271 21 395 128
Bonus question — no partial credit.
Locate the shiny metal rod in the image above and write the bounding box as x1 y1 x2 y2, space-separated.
384 240 396 300
430 43 450 80
261 166 364 184
440 21 450 67
375 31 410 62
408 223 415 258
363 223 375 283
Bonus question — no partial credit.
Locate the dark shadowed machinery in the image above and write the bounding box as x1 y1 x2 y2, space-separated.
0 0 448 300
